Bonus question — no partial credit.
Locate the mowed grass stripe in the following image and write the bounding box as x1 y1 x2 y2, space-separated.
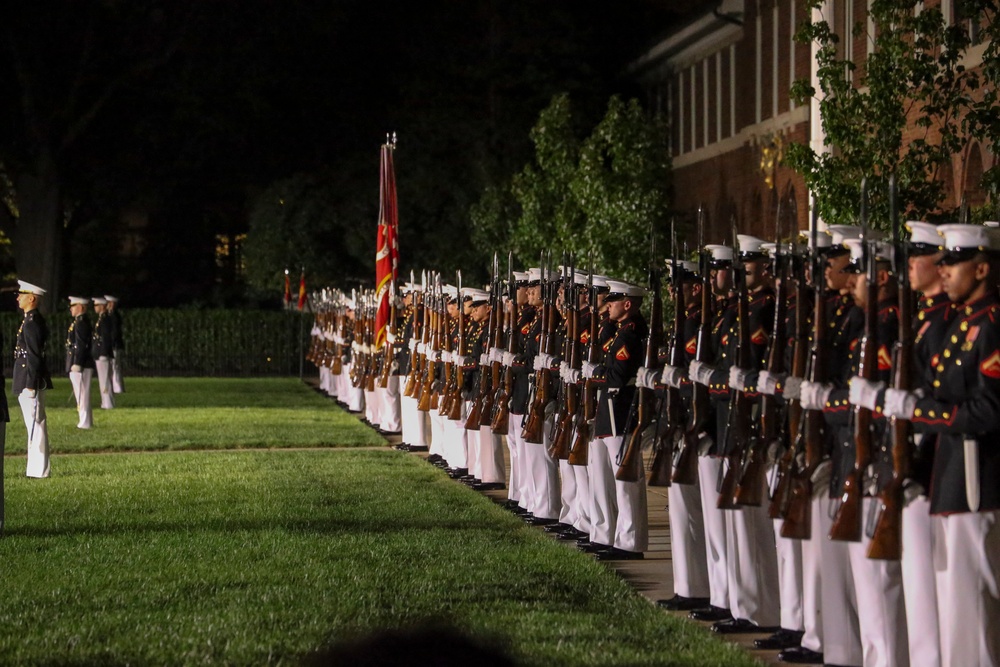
0 450 758 666
3 377 384 455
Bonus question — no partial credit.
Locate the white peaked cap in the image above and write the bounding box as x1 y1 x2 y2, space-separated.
104 295 119 302
92 297 108 305
938 223 999 251
827 224 862 245
805 230 832 249
465 289 490 303
573 271 589 285
402 282 422 293
344 299 356 310
17 280 46 295
604 279 645 299
737 234 767 255
845 238 894 264
761 242 792 256
984 221 1000 229
441 284 458 298
906 221 942 247
68 296 88 305
592 274 610 289
512 270 529 282
704 244 734 262
527 268 543 283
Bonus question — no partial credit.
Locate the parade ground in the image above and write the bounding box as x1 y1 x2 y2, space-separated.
0 378 762 666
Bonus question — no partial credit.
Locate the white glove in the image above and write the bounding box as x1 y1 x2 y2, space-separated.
689 360 715 386
799 380 833 411
408 339 417 352
661 364 686 388
848 377 885 410
783 376 803 401
479 353 489 366
883 388 918 419
581 360 599 379
636 367 659 390
417 342 426 355
502 351 516 367
559 361 570 382
442 351 453 364
728 366 751 391
567 368 582 383
71 364 82 372
757 370 781 396
534 353 553 371
387 332 396 344
810 460 832 490
489 347 503 363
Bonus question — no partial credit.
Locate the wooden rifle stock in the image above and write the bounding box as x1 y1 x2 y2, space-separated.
719 247 753 510
830 251 878 543
868 177 911 560
523 277 556 445
549 281 578 459
490 279 519 436
674 252 712 484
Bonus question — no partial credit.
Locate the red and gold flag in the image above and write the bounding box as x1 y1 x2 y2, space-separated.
297 268 307 310
283 269 291 307
374 138 400 348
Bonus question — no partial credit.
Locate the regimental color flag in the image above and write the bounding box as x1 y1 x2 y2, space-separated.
297 268 307 310
374 138 400 349
284 269 291 308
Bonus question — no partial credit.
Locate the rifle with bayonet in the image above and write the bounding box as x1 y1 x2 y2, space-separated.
735 202 787 506
378 281 399 389
830 179 875 542
417 278 440 412
403 273 425 397
490 263 519 436
674 205 711 485
548 259 577 459
523 256 557 445
780 206 828 539
617 232 662 482
718 220 754 510
867 174 911 560
446 271 466 421
568 261 597 466
466 257 499 430
649 223 684 487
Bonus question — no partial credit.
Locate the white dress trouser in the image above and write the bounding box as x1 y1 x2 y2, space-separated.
379 376 401 433
845 498 909 667
365 388 381 426
818 494 864 666
588 436 648 552
19 389 49 478
95 357 115 409
699 456 730 609
111 352 124 393
933 510 1000 667
428 410 445 458
724 483 780 627
442 403 468 469
903 497 941 667
571 461 591 533
509 414 531 509
668 474 711 599
797 493 827 654
523 414 560 520
506 414 522 503
773 517 804 632
69 369 94 429
477 426 506 484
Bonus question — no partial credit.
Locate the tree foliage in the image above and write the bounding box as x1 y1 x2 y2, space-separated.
473 94 671 284
785 0 989 228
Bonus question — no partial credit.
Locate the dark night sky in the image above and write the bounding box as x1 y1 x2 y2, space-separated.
2 0 698 305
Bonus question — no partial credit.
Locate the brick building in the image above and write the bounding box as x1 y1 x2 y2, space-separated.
629 0 995 242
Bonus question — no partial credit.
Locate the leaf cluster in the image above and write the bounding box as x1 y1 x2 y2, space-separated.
473 94 671 284
786 0 989 227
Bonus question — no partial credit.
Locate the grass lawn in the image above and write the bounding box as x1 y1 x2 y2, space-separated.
0 378 759 666
3 377 385 455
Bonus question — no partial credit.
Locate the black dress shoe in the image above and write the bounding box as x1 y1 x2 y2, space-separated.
776 646 823 664
543 522 574 533
556 527 586 540
407 444 429 452
447 468 469 479
656 595 711 612
594 547 644 561
393 443 410 451
577 541 611 553
426 454 443 463
472 482 505 491
688 606 733 622
754 628 804 650
712 618 778 634
528 516 557 526
500 499 519 510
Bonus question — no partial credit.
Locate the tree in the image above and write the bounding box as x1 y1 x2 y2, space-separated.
473 93 671 284
786 0 985 227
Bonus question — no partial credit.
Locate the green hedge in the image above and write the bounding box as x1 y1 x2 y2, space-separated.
0 309 312 377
